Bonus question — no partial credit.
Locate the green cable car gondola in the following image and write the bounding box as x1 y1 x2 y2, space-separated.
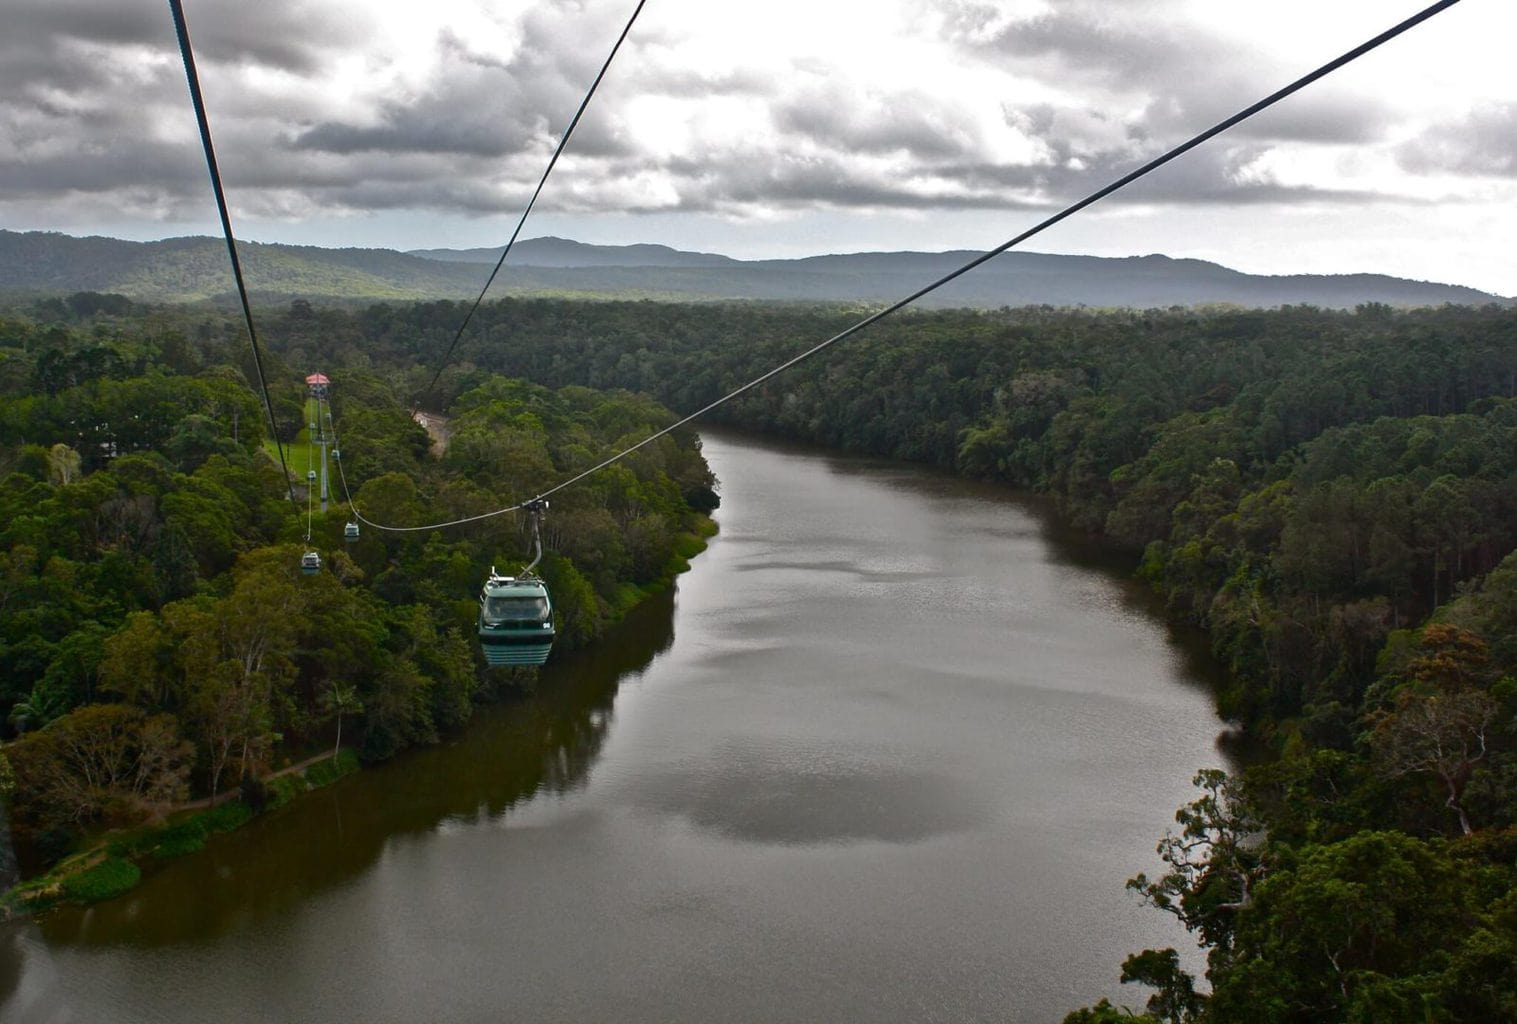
478 570 555 666
300 550 321 575
478 499 554 667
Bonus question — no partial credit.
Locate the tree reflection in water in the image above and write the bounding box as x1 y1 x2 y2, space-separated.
34 587 676 947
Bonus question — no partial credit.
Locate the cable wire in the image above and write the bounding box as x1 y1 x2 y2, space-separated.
417 0 650 408
167 0 296 503
345 0 1464 534
304 406 314 543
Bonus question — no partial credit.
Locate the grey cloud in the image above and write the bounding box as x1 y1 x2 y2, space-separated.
938 133 1389 209
631 66 777 101
773 84 980 160
1398 104 1517 177
295 107 546 160
658 150 1047 216
936 0 1392 146
0 147 202 198
292 12 639 161
1 0 366 76
0 0 371 209
0 0 1449 235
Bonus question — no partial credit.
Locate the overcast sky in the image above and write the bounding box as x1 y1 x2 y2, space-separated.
4 0 1515 295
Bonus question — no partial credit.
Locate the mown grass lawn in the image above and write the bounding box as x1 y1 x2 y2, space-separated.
261 398 328 482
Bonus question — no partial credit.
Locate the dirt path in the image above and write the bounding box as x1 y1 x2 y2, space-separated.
174 750 339 812
413 411 452 456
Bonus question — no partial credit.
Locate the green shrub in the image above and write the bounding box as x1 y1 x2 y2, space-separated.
266 773 309 809
59 857 140 904
199 800 254 834
674 531 709 559
105 829 161 859
152 819 208 859
305 750 359 788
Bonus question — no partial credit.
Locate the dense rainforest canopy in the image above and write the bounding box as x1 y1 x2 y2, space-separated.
4 291 1517 1019
0 298 716 870
324 293 1517 1022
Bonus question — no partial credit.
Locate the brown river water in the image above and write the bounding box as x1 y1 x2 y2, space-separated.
0 429 1230 1023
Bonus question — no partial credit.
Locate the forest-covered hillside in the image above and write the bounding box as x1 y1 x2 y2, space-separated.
2 230 1508 309
3 290 1516 1018
0 300 716 878
266 294 1513 1022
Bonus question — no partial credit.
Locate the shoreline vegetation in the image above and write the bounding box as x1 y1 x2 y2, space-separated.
0 295 719 917
344 295 1515 1021
0 513 714 918
3 293 1516 1018
1 748 359 916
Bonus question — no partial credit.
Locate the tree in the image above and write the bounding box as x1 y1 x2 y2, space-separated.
6 704 191 829
171 555 302 799
1061 1000 1159 1024
1368 623 1500 835
7 679 71 734
1128 769 1267 959
1120 948 1205 1024
320 680 361 758
1211 831 1475 1023
47 443 81 486
1369 688 1497 836
99 610 176 709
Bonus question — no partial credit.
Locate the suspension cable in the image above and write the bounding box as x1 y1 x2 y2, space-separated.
305 406 315 543
342 0 1462 534
167 0 296 503
416 0 650 409
520 500 547 576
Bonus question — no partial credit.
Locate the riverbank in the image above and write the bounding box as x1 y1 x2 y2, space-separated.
2 515 717 920
1 750 360 919
7 429 1232 1023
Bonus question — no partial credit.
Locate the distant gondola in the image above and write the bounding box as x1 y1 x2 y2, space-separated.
301 550 321 575
344 521 360 542
478 569 555 666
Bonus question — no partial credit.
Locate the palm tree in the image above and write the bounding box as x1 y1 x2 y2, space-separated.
320 681 362 759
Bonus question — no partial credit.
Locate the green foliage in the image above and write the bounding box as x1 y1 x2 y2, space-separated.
58 856 140 904
10 297 1517 1018
305 750 359 788
0 306 714 882
198 799 254 834
151 819 208 859
1212 830 1479 1022
1062 1000 1160 1024
1120 949 1204 1024
265 773 308 809
7 704 192 836
0 747 14 800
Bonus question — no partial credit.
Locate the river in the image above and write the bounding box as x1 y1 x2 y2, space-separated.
1 429 1229 1023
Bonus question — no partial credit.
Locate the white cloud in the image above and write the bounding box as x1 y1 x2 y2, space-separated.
0 0 1513 295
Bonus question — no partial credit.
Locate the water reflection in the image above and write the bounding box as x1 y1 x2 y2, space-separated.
33 587 677 948
7 430 1232 1024
637 741 980 846
751 433 1225 705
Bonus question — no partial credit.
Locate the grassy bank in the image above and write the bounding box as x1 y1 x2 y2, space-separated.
2 750 360 917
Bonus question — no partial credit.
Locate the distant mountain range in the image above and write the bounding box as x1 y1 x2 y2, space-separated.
0 230 1507 310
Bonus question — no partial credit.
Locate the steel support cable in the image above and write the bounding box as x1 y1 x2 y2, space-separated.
343 0 1462 535
417 0 650 408
305 420 314 542
167 0 296 503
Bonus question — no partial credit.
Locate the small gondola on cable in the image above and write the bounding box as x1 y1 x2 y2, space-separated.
301 432 323 574
478 498 555 666
332 448 360 541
